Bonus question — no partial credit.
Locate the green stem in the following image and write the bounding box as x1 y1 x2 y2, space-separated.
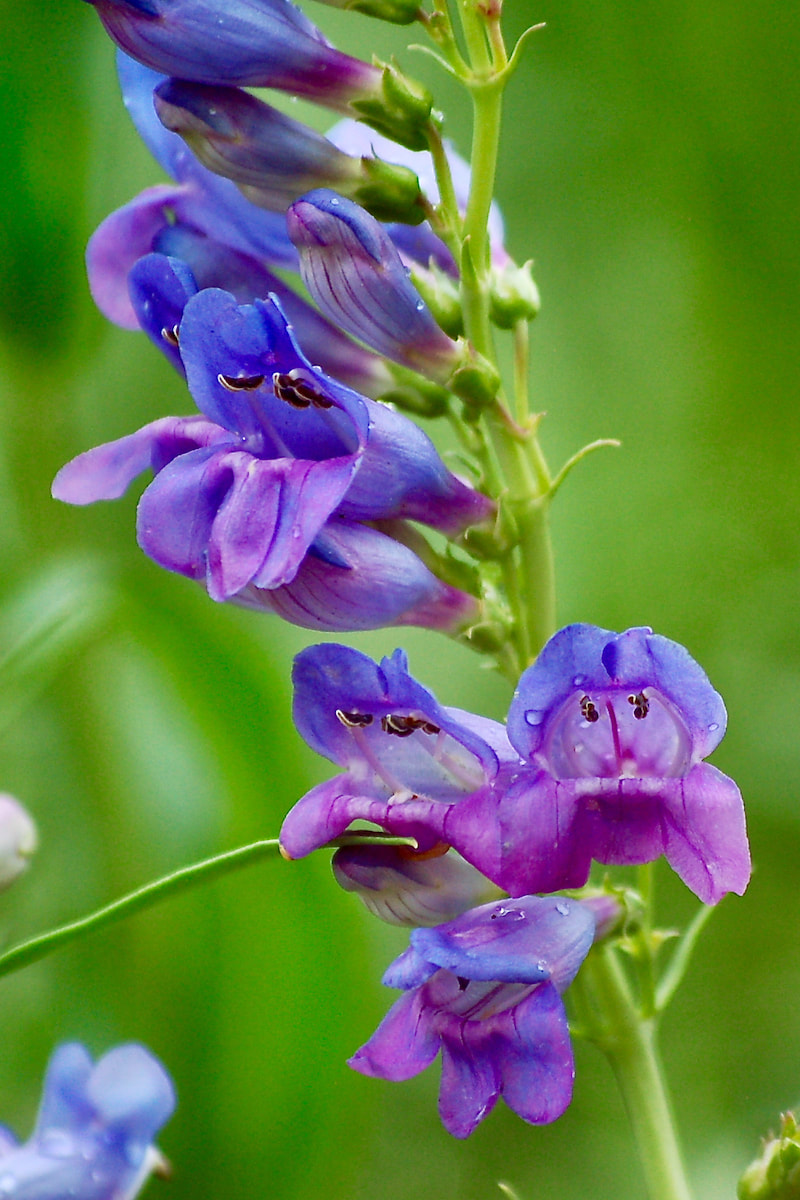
580 946 695 1200
461 81 503 358
0 833 415 982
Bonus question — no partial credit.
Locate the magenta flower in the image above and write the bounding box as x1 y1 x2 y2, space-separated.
483 624 750 904
350 895 596 1138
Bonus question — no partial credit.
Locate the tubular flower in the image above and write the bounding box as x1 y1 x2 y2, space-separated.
0 1043 175 1200
53 291 490 631
287 189 463 381
488 624 750 904
332 843 500 927
279 642 515 870
84 0 386 112
349 895 596 1138
89 56 394 397
153 80 424 223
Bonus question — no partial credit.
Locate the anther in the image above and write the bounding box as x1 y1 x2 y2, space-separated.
217 373 266 392
627 691 649 720
580 695 600 723
381 714 418 738
335 710 374 728
273 370 334 410
160 325 180 347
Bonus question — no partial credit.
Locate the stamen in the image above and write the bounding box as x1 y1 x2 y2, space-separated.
628 691 650 720
381 714 419 738
218 373 266 392
580 695 600 723
272 370 333 409
160 325 180 347
335 710 374 728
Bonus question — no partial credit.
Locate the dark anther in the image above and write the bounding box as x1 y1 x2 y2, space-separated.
381 714 418 738
160 325 180 347
456 977 470 992
217 373 266 392
627 691 650 720
272 370 334 410
421 722 440 736
335 710 374 728
580 695 600 723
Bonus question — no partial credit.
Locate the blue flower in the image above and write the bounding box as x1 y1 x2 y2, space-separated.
349 896 595 1138
279 642 515 865
287 189 463 381
0 1043 175 1199
54 292 491 630
85 0 386 111
485 624 750 904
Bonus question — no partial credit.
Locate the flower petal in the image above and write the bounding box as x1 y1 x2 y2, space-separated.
495 981 575 1125
660 764 750 903
437 1028 500 1138
348 988 440 1082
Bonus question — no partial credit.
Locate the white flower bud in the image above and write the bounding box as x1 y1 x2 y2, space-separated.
0 794 37 891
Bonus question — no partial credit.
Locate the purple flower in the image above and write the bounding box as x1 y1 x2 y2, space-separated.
0 794 37 891
287 189 462 381
0 1042 175 1199
490 624 750 904
54 291 490 628
332 843 499 926
85 0 385 112
279 642 515 871
349 895 595 1137
153 80 424 223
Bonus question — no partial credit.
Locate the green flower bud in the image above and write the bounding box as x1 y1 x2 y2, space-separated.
738 1112 800 1200
489 260 541 329
351 60 433 151
313 0 422 24
408 262 463 339
353 156 426 224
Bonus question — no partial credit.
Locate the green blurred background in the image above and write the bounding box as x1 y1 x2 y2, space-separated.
1 1 799 1196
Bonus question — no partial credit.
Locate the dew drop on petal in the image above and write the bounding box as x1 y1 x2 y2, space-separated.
555 902 569 916
708 722 719 732
524 708 545 726
572 675 585 686
415 300 425 311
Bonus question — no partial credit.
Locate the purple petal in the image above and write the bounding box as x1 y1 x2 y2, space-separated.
52 416 227 506
128 252 198 372
33 1044 94 1137
437 1030 500 1138
86 1044 175 1142
86 183 193 328
660 764 750 903
494 982 574 1125
407 895 596 988
348 988 440 1082
241 520 479 633
288 189 460 379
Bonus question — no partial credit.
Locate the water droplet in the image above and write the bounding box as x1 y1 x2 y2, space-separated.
330 197 339 205
572 675 585 686
524 709 545 727
708 722 719 732
292 528 301 539
555 902 569 916
415 300 425 311
0 1174 17 1195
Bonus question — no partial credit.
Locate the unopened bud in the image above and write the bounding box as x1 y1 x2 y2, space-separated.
0 794 37 891
489 260 541 329
408 262 463 339
352 59 433 152
738 1112 800 1200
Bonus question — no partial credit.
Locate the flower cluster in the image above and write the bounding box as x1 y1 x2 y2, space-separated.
280 626 749 1133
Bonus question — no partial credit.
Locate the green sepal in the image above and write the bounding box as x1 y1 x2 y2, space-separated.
376 364 452 417
351 59 433 151
447 345 501 409
489 260 541 328
342 0 422 24
354 157 426 223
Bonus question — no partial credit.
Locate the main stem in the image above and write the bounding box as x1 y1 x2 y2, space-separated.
581 947 695 1200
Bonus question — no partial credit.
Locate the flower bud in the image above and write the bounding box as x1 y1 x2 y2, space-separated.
738 1112 800 1200
153 80 424 223
288 189 461 382
0 794 37 891
351 59 433 151
489 260 541 329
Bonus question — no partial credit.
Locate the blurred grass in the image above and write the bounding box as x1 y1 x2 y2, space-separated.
0 1 799 1197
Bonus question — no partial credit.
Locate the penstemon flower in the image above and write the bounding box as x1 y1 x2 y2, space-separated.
0 1043 174 1200
490 624 750 904
53 290 490 630
279 642 516 862
349 895 596 1138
